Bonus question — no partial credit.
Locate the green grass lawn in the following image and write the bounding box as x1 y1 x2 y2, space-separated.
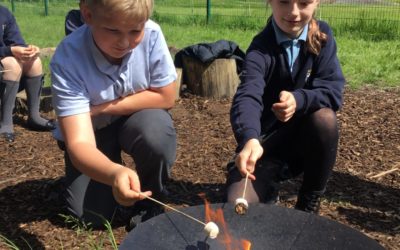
2 2 399 89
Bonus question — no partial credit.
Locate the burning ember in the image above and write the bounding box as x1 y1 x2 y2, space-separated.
202 196 251 250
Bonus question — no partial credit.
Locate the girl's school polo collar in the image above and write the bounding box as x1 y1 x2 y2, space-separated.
271 17 309 45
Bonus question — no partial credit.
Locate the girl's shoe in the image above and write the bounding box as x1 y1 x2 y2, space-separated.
2 132 15 142
27 119 56 131
294 191 322 214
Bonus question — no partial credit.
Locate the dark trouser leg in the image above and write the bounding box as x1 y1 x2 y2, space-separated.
297 108 338 193
22 75 51 128
120 109 176 231
63 122 123 228
294 108 339 213
118 109 176 201
0 80 19 134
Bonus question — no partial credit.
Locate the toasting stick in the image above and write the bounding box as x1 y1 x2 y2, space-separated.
135 191 220 239
235 171 249 215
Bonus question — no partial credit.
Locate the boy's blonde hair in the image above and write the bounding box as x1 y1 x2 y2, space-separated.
85 0 153 22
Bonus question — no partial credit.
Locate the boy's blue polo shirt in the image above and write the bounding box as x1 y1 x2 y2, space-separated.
50 20 177 140
272 18 308 72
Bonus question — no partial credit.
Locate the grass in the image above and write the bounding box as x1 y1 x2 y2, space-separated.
8 8 397 89
0 234 20 250
0 214 119 250
2 1 394 89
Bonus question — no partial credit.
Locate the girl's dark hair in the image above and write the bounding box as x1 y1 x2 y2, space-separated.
306 18 328 55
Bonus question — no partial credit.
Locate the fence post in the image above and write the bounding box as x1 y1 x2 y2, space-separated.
206 0 211 24
44 0 49 16
11 0 15 12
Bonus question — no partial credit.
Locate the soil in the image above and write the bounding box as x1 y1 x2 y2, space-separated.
0 86 399 250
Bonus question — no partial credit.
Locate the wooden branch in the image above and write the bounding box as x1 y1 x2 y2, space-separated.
369 166 399 179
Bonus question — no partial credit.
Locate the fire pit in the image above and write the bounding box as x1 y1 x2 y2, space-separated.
119 203 384 250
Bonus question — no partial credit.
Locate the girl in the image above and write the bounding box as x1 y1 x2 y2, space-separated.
226 0 345 213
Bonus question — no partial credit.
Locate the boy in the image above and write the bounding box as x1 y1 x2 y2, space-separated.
51 0 177 228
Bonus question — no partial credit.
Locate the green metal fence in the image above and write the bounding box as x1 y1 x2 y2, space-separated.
1 0 400 33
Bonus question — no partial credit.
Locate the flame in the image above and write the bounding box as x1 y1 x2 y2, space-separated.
202 196 251 250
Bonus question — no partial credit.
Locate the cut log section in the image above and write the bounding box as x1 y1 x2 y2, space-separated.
175 68 182 100
182 57 239 99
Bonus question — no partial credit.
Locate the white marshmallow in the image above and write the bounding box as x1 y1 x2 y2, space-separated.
204 221 219 239
235 198 249 208
234 198 249 215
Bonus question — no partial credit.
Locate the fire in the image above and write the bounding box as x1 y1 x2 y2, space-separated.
202 195 251 250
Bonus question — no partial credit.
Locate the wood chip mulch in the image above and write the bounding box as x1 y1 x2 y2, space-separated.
0 86 399 249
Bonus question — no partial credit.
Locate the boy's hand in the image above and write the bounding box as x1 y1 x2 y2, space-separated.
235 138 263 180
111 166 152 206
271 91 296 122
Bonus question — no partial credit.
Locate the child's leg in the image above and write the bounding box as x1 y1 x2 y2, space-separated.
0 80 19 136
295 108 339 212
63 122 122 228
0 58 22 141
22 75 55 130
226 122 298 204
119 109 176 200
298 108 338 193
225 158 282 204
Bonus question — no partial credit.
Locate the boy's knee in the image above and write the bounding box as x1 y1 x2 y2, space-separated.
121 109 176 159
142 128 176 166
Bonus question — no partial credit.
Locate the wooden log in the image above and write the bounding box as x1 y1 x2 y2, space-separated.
182 57 239 99
15 88 54 115
175 68 182 100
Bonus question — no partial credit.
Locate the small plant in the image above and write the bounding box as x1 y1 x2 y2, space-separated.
59 213 118 250
0 234 20 250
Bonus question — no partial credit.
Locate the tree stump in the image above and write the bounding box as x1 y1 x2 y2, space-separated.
175 68 182 100
182 57 239 99
15 88 55 117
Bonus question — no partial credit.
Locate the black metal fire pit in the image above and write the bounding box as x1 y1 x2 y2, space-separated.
119 203 384 250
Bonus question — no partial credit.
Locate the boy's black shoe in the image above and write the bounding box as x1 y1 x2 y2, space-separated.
294 191 322 214
125 201 164 232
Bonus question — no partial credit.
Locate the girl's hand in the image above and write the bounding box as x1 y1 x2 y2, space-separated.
11 46 26 61
11 45 40 62
271 91 296 122
25 45 40 59
235 138 263 180
111 166 152 206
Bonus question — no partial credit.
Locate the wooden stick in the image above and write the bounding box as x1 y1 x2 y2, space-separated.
0 69 12 73
369 167 399 179
136 191 206 226
242 171 249 199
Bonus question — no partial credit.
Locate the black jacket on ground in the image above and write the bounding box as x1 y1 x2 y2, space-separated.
174 39 245 73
